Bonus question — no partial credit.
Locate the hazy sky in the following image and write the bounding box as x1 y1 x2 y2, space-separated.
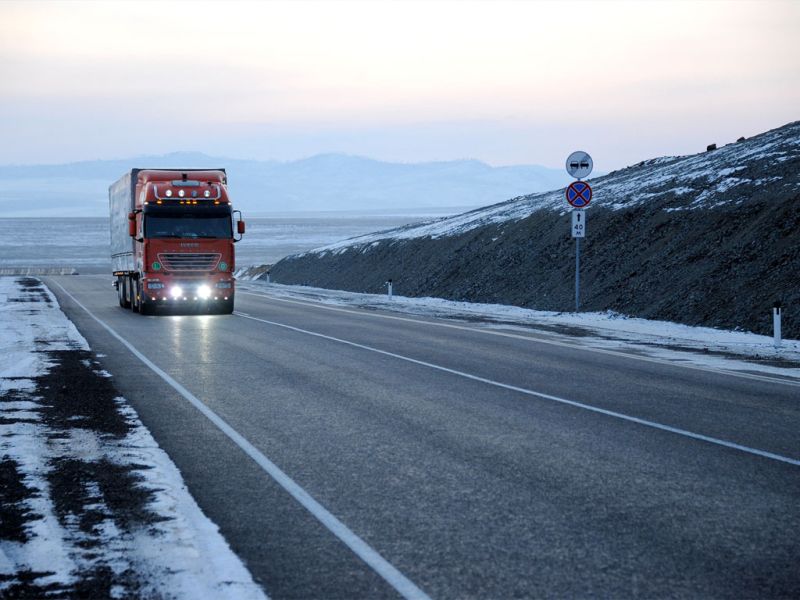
1 0 798 170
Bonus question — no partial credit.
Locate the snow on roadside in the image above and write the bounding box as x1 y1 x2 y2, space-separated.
240 280 800 380
0 276 267 599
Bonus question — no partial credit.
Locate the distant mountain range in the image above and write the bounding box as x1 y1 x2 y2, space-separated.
0 152 573 217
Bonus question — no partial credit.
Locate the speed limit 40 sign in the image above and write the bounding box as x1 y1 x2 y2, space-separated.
571 210 586 238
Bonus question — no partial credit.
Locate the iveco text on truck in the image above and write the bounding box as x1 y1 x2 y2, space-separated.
110 168 245 315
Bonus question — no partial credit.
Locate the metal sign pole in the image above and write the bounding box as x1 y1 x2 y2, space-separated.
564 151 593 314
575 238 580 312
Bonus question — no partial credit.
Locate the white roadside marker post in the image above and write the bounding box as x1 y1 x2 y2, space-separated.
266 270 271 284
386 279 393 300
774 301 782 349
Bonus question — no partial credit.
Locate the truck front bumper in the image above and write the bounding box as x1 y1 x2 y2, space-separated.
142 278 234 304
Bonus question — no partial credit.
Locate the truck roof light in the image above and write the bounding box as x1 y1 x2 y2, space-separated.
204 190 211 198
178 189 185 197
165 189 173 197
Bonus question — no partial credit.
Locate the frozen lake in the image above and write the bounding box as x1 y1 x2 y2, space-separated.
0 212 452 274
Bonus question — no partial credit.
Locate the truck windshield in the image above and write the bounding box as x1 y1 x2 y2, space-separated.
145 214 232 239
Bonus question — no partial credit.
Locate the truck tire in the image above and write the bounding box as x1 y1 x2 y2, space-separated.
131 279 140 313
216 297 234 315
119 276 132 309
117 277 126 308
140 299 156 316
127 277 135 310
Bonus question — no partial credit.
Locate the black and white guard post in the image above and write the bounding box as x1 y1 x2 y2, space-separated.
386 278 393 300
565 151 593 312
774 300 782 349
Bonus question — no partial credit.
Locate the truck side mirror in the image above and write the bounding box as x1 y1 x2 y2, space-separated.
128 212 136 237
232 210 244 242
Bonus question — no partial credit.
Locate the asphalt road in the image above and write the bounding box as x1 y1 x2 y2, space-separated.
46 275 800 599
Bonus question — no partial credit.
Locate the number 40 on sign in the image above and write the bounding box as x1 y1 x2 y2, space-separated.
571 210 586 238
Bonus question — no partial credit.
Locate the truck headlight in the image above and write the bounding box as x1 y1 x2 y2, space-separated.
170 286 183 299
197 285 211 299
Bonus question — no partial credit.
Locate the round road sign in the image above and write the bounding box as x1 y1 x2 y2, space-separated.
566 151 593 179
566 181 592 208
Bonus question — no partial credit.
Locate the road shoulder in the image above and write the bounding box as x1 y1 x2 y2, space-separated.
0 276 266 599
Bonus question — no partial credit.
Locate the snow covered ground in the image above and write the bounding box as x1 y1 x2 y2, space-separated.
0 276 266 598
239 280 800 382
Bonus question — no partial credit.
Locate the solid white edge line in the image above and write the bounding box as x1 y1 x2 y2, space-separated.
233 310 800 468
49 280 432 600
237 288 800 389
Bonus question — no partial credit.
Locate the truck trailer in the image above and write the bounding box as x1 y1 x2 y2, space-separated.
109 168 245 315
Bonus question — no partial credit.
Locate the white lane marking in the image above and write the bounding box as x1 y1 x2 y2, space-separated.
238 289 800 389
233 310 800 468
49 280 432 600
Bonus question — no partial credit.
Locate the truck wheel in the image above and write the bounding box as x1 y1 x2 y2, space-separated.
131 280 140 313
216 297 234 315
117 277 125 307
127 277 136 310
119 277 131 309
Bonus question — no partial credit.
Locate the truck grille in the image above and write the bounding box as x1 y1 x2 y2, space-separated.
158 253 221 272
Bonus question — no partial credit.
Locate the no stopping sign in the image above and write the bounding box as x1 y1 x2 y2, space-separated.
565 181 592 208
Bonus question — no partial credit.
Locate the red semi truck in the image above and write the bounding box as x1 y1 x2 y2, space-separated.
110 168 245 315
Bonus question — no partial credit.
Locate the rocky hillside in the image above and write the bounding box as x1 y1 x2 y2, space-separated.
269 121 800 338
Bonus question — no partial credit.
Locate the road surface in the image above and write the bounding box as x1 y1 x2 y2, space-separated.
46 274 800 599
